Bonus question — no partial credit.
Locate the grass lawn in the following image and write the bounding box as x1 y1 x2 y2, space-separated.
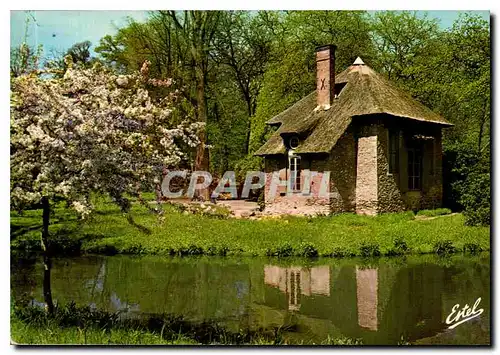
10 195 490 258
11 316 198 345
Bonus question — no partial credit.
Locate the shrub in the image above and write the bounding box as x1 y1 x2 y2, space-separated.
89 244 118 256
206 246 218 256
443 143 490 226
386 237 410 256
359 243 381 257
178 245 204 256
331 247 346 258
268 242 294 257
463 243 482 254
299 243 318 258
461 169 490 226
434 240 456 255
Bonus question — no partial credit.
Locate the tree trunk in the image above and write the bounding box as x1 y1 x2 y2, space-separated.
478 101 488 157
194 67 210 200
245 118 252 155
41 196 54 314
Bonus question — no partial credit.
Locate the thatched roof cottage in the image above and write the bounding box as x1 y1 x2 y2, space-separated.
255 45 452 215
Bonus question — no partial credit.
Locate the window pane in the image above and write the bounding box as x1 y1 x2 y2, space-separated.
388 130 399 174
408 143 423 190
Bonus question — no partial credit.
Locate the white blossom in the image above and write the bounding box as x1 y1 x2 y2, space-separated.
11 61 203 216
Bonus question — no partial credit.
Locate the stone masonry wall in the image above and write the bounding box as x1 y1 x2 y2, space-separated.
355 127 378 215
327 128 357 213
376 125 406 213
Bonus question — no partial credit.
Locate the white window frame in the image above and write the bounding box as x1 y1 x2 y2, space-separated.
289 155 301 192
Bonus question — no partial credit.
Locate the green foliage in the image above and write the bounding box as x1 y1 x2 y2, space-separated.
298 242 318 257
460 166 490 226
331 247 348 258
443 141 490 225
359 243 381 257
386 237 410 256
268 242 295 257
417 208 452 217
322 335 363 345
372 11 440 82
434 240 456 255
12 300 364 345
170 201 232 219
463 242 482 254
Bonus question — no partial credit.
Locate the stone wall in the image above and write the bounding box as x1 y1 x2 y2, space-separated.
376 125 406 213
355 126 379 215
327 127 357 213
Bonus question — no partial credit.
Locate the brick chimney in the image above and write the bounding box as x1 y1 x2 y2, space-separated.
315 44 336 110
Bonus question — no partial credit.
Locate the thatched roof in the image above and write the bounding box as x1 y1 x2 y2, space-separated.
255 59 452 156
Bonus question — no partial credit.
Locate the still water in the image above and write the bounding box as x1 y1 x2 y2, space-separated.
11 253 490 345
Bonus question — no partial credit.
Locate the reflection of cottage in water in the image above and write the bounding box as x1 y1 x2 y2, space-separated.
356 267 378 331
262 263 447 344
264 265 330 311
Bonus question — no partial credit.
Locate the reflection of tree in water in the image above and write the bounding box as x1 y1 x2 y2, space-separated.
84 259 140 318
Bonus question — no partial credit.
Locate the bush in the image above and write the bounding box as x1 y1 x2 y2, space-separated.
443 143 490 226
331 247 346 258
299 242 318 257
463 243 482 254
386 237 410 256
434 240 456 255
461 169 490 226
359 243 381 257
266 242 295 257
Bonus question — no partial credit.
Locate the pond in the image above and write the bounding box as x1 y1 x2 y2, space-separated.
11 253 490 345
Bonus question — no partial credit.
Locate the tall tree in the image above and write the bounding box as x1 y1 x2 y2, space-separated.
371 11 440 81
45 40 96 75
97 11 221 197
212 11 273 153
160 11 221 177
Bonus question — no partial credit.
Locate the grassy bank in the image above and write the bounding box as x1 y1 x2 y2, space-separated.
11 315 198 345
11 302 361 345
11 196 490 258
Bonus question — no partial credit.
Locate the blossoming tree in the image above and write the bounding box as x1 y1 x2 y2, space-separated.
11 58 202 312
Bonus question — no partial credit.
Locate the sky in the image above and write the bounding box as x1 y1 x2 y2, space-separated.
10 10 490 58
10 10 149 56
